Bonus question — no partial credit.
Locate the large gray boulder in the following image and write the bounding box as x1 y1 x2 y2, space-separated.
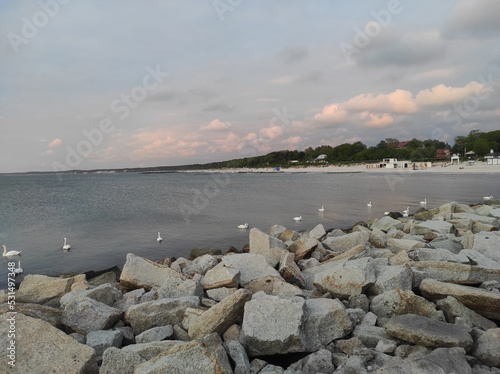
223 340 251 374
370 216 401 232
135 325 174 343
240 293 308 356
249 227 288 267
302 257 376 299
278 252 306 288
436 296 497 331
309 223 326 240
201 262 240 290
157 278 204 299
304 298 352 350
124 296 199 334
322 231 370 252
473 328 500 367
370 289 444 324
60 283 122 308
420 278 500 320
133 333 233 374
120 253 187 290
287 349 335 374
182 254 218 276
288 236 319 261
351 324 397 348
62 297 123 334
86 329 123 361
384 314 473 351
460 249 500 269
220 253 283 287
0 302 62 328
0 313 98 373
472 231 500 263
367 265 413 295
388 238 425 253
414 220 454 235
188 288 252 339
17 274 84 307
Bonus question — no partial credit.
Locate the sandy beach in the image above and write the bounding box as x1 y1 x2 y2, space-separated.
183 161 500 175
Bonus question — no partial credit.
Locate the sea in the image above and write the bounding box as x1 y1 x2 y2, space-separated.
1 170 499 289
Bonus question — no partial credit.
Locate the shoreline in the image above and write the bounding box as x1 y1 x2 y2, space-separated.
180 161 500 175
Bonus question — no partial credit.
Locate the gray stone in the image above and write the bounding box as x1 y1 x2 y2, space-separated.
188 288 252 339
367 265 413 295
378 347 472 374
249 227 288 267
420 278 500 320
260 364 285 373
157 278 204 299
287 349 335 374
371 216 401 232
99 347 144 374
309 223 326 240
17 274 82 307
0 302 62 328
182 307 208 331
288 236 319 261
221 253 283 287
352 324 397 348
267 224 287 237
371 288 444 324
370 227 388 248
436 296 497 331
86 329 123 361
384 314 473 351
387 238 426 253
244 275 305 298
279 229 299 242
62 297 123 335
120 253 187 290
182 254 218 275
0 313 98 374
206 287 237 302
409 247 466 263
122 340 186 360
240 293 307 356
124 296 199 334
135 325 174 343
302 257 375 299
304 298 352 350
453 212 498 224
429 237 463 254
224 340 251 374
472 232 500 263
414 220 455 235
473 328 500 367
297 258 320 270
87 271 118 287
201 262 241 290
489 207 500 218
133 333 233 374
60 283 123 308
279 252 306 288
322 231 370 252
375 339 397 353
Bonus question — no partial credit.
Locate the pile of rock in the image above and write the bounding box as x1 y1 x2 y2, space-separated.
1 200 500 373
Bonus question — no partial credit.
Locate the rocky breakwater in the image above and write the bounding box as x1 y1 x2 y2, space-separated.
1 200 500 373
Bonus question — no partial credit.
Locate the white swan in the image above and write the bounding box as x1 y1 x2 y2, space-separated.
14 261 23 275
403 206 410 214
237 223 249 229
420 198 427 207
293 216 302 221
367 202 372 207
157 232 163 243
63 238 71 250
384 211 390 216
2 245 22 257
318 206 325 212
483 196 494 201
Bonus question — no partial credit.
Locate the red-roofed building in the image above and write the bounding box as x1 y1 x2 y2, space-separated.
397 141 410 149
436 149 450 159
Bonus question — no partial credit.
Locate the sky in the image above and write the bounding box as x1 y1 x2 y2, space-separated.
1 0 499 173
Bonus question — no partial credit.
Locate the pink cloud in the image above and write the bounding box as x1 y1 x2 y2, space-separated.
48 138 62 148
345 89 417 114
200 119 232 131
313 104 347 123
259 125 284 140
281 136 302 148
363 113 394 128
415 81 485 106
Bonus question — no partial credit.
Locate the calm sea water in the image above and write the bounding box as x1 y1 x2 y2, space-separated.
1 171 499 289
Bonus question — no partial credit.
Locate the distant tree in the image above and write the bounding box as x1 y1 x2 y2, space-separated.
473 138 490 156
407 138 423 149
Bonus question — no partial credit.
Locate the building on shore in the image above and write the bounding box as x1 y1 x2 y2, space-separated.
485 150 500 165
366 158 432 169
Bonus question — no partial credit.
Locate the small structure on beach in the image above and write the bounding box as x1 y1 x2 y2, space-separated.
451 154 460 165
485 150 500 165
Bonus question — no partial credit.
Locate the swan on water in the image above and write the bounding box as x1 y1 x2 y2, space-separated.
384 212 390 216
237 223 249 229
367 202 372 207
294 216 302 221
403 206 410 214
14 261 23 275
420 198 427 207
318 206 325 212
157 232 163 243
2 245 22 257
63 238 71 250
484 196 494 201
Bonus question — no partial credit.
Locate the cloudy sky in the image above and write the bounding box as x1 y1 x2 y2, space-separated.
1 0 499 173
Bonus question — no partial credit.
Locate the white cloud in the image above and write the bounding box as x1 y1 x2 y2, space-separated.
200 119 232 131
